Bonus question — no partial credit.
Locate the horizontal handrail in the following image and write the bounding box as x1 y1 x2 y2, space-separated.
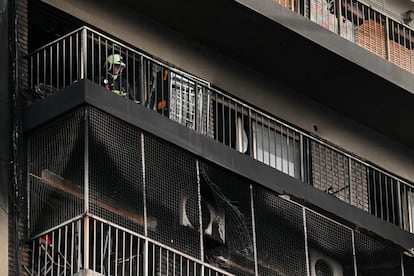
26 216 234 276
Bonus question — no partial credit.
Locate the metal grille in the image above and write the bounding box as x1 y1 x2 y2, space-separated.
144 134 201 259
403 254 414 276
199 161 255 276
88 107 145 235
28 108 85 237
169 73 198 129
169 72 213 137
253 188 307 275
354 231 402 275
305 209 355 276
25 102 412 275
314 259 334 276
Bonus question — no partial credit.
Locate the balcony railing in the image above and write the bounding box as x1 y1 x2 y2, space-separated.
26 26 414 234
26 110 413 275
25 216 233 276
274 0 414 74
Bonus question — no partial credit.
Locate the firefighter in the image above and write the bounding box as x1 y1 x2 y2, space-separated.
102 53 132 98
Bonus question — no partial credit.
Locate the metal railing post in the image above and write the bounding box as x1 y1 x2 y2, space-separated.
397 181 404 229
140 55 145 106
196 161 205 276
140 132 149 275
248 109 253 158
83 107 90 269
300 134 305 183
250 184 259 276
385 17 391 61
352 230 358 276
336 0 342 36
80 28 87 79
303 207 310 276
195 84 199 133
349 157 353 205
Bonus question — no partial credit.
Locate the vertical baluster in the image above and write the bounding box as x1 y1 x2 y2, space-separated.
300 133 304 182
63 225 68 276
56 42 60 89
43 48 46 87
228 98 231 148
49 46 52 88
397 181 403 229
100 222 104 274
62 38 66 86
348 158 353 205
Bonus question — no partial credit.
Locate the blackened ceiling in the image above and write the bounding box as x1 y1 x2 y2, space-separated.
116 0 414 150
29 1 83 52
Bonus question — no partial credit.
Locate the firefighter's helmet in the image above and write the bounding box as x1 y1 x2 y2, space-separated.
105 54 126 72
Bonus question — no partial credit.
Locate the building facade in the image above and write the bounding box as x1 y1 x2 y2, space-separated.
3 0 414 275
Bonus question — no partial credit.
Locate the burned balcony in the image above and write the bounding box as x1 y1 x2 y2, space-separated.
23 26 414 275
24 101 414 275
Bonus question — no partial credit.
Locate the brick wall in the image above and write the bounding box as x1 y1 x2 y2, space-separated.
389 40 414 74
356 19 387 59
311 141 369 212
311 141 351 203
350 160 369 212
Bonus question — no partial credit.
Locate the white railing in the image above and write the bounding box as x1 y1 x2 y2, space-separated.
25 216 233 276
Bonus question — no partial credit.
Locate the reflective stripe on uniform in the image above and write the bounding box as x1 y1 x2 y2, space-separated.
112 89 127 97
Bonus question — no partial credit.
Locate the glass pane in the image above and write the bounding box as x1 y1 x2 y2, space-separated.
255 123 300 179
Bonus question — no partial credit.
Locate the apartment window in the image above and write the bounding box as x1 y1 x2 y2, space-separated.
253 123 301 179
